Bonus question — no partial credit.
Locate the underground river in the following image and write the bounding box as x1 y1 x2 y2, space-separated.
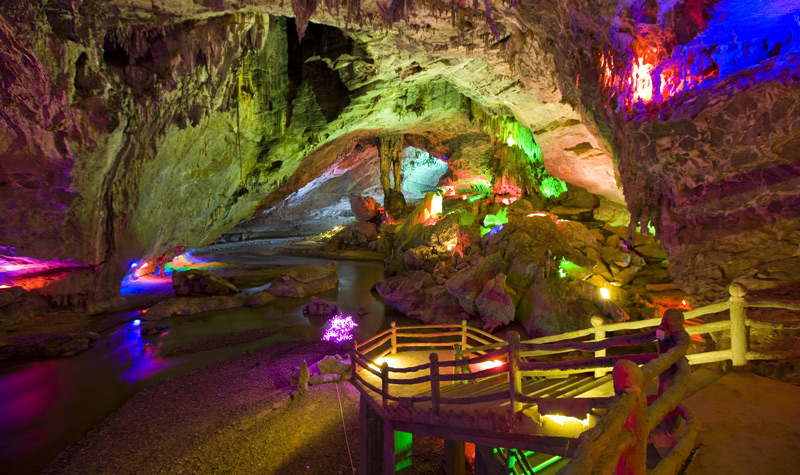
0 251 404 474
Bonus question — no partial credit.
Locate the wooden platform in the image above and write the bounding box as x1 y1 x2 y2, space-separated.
354 350 615 455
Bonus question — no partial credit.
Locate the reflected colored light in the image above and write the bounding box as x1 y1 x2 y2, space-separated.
600 287 611 299
475 359 505 371
531 456 563 472
322 315 358 343
542 414 591 427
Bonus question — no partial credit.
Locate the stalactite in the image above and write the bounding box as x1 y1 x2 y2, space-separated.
291 0 319 41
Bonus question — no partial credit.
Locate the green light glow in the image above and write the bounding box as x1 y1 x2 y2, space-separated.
483 208 509 228
394 431 413 472
531 455 563 472
540 176 568 198
559 257 589 280
482 115 567 199
635 221 657 236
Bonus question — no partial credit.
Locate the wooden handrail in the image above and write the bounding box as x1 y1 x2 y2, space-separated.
350 284 800 474
517 330 657 354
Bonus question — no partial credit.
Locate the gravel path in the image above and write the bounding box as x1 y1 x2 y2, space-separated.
44 338 450 474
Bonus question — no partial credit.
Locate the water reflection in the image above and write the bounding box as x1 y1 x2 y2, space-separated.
109 317 173 384
0 254 402 474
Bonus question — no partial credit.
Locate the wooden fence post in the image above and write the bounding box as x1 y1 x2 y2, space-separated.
613 360 647 475
461 320 467 349
591 317 607 378
391 321 398 354
507 331 522 416
453 343 463 381
381 362 390 409
430 352 441 414
729 283 749 370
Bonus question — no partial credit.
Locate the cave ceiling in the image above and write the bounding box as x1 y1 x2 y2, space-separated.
1 0 799 302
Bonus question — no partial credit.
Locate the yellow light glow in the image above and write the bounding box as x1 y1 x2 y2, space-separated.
430 194 443 216
600 287 611 299
542 414 591 427
507 136 516 147
527 212 548 217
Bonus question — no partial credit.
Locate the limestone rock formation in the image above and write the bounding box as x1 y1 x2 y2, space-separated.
0 331 100 361
302 297 339 316
173 270 239 297
146 296 247 319
267 262 339 298
374 271 468 324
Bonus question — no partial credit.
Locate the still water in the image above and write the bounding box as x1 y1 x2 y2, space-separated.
0 253 401 474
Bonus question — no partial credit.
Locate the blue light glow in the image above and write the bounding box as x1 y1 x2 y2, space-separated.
487 224 504 238
130 262 138 268
133 319 141 326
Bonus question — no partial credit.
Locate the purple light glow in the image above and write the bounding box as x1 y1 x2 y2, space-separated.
322 314 358 343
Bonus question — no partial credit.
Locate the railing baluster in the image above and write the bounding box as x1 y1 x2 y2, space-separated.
381 362 389 409
729 284 748 370
430 353 440 414
390 321 397 355
591 316 607 378
461 320 467 349
507 331 522 416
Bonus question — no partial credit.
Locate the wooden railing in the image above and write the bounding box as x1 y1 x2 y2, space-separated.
522 283 800 371
351 283 800 474
559 310 697 474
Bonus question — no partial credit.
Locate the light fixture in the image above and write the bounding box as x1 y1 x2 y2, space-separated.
600 287 611 299
542 414 591 427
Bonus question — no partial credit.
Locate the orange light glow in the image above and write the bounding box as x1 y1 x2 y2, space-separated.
475 359 505 372
631 57 654 104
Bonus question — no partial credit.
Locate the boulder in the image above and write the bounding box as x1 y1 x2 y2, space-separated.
303 297 339 316
602 248 631 268
375 271 467 324
385 189 407 219
516 276 629 338
404 245 434 271
267 261 339 298
593 197 631 227
146 295 247 319
444 253 506 315
559 185 600 209
635 244 667 259
0 331 100 360
349 195 380 222
475 273 516 329
173 269 238 296
246 291 277 307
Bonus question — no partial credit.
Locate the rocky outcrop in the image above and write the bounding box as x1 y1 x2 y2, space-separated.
0 331 100 360
374 271 468 324
245 291 277 308
146 295 247 319
303 297 339 316
267 261 339 298
349 195 380 222
173 270 239 297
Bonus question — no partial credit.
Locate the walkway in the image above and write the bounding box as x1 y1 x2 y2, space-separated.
685 371 800 474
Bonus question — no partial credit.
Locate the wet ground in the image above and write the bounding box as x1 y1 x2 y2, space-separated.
0 251 404 474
